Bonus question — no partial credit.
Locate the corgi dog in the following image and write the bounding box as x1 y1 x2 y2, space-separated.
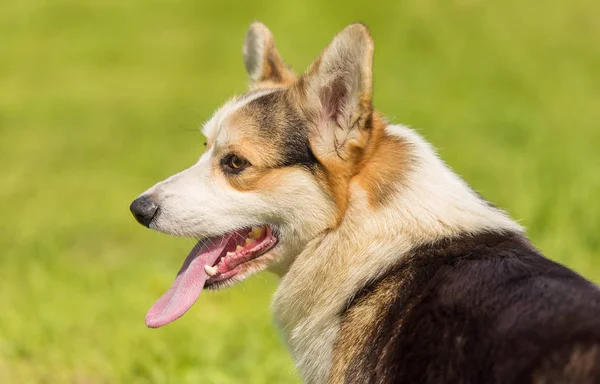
130 22 600 383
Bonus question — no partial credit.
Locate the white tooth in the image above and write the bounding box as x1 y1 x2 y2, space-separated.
236 245 243 252
226 251 235 257
249 226 264 239
204 265 218 276
245 238 255 246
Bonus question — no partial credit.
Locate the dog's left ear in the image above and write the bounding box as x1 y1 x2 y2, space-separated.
243 22 297 88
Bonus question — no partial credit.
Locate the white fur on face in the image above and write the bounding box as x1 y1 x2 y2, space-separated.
136 94 336 275
202 89 274 142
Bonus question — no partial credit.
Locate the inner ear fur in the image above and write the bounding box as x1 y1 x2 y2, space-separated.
295 23 375 164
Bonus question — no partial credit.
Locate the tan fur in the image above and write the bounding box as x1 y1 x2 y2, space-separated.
309 142 364 226
219 110 281 167
302 113 412 225
224 166 299 194
355 112 412 207
214 91 308 192
328 272 402 383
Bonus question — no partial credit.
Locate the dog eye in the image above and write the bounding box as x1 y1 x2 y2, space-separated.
222 154 250 174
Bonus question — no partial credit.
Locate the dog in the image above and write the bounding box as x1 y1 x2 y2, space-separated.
130 22 600 383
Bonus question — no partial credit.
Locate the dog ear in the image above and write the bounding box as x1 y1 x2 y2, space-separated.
297 23 374 163
243 22 297 88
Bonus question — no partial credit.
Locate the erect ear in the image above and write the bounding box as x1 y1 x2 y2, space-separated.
298 23 374 162
242 22 297 88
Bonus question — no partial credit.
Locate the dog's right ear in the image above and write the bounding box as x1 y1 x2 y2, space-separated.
242 22 297 89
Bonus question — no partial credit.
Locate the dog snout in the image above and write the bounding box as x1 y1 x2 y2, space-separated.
130 195 159 228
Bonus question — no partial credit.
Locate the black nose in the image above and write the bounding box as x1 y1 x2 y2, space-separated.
130 195 159 227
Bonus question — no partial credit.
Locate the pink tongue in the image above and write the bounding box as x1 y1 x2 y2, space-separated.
145 235 233 328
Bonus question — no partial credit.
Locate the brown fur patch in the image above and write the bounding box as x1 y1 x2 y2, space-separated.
214 90 317 192
310 143 365 226
220 111 282 168
305 112 413 225
225 166 304 193
328 272 401 383
213 125 284 193
355 113 413 207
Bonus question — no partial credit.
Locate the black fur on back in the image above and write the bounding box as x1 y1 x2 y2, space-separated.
338 231 600 383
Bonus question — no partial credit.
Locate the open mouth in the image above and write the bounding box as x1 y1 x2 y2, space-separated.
145 225 277 328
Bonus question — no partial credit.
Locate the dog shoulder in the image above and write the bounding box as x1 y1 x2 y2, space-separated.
328 230 600 383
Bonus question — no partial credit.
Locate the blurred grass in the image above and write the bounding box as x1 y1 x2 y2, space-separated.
1 0 599 382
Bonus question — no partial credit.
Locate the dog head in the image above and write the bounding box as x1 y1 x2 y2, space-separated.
131 22 377 327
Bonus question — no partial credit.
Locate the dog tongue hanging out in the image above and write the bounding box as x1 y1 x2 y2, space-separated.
144 226 276 328
131 22 600 384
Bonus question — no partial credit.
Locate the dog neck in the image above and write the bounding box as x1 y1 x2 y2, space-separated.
271 122 522 383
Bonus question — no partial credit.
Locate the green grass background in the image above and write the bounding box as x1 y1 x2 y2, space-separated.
1 0 599 382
